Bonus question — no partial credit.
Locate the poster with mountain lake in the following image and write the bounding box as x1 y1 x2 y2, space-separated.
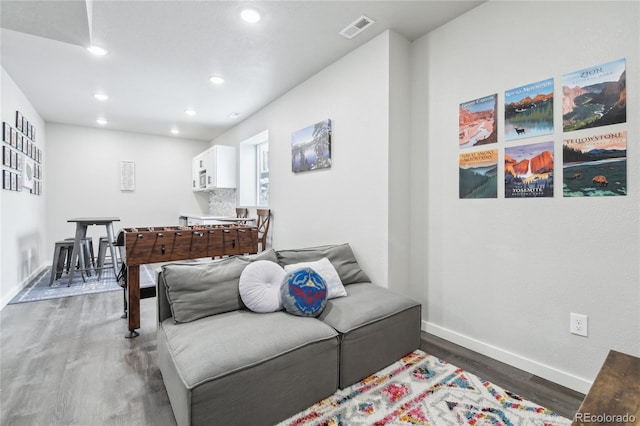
291 119 332 173
563 131 626 197
459 94 497 149
505 141 554 198
459 149 497 199
505 78 553 141
562 58 626 132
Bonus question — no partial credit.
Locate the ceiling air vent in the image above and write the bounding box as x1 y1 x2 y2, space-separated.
339 15 375 39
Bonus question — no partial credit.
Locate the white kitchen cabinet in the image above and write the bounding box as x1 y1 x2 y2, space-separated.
192 145 236 191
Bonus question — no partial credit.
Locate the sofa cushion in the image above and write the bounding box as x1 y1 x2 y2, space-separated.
284 257 347 299
240 248 278 263
318 282 421 333
281 268 328 317
276 243 370 285
160 310 338 389
162 257 249 323
239 260 286 313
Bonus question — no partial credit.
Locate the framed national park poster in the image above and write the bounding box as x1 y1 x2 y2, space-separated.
459 94 497 149
562 58 626 132
505 78 553 141
459 149 498 199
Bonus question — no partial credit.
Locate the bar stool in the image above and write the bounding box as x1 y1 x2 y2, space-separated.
97 236 122 279
49 238 94 286
64 237 95 275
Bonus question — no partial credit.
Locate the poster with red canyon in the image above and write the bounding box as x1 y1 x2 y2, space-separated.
459 94 497 149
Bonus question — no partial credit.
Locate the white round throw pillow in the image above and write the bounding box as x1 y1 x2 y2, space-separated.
239 260 286 313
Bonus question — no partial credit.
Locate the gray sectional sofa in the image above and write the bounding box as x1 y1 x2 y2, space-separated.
156 244 421 426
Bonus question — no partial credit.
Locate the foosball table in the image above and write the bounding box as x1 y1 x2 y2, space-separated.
118 224 259 337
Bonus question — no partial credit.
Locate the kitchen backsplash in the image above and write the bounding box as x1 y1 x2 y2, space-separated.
208 188 236 216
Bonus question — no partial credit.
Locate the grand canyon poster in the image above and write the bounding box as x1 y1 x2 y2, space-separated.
563 130 627 197
504 141 554 198
562 58 626 132
459 149 497 199
459 94 497 149
505 78 553 141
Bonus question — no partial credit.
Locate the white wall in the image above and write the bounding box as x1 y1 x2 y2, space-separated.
210 31 403 288
45 124 210 259
412 0 639 393
0 67 48 307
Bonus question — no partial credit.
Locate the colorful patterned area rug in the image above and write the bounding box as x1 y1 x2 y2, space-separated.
8 264 156 304
279 350 571 426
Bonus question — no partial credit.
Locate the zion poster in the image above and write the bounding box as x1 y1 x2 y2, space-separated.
504 141 554 198
459 149 497 199
562 58 626 132
563 130 627 197
505 78 553 141
459 94 497 149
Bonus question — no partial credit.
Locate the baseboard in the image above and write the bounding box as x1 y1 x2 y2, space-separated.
422 320 592 394
0 264 48 310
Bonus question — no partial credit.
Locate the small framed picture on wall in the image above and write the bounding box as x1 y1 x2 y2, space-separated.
15 112 22 132
3 146 10 166
3 170 10 189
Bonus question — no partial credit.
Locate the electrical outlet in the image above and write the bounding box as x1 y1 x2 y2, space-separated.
570 313 588 337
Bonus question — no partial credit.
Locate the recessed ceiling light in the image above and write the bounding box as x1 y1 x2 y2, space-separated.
184 109 196 116
96 118 108 125
209 76 225 85
241 8 261 23
94 93 109 101
87 45 109 56
170 128 180 135
228 112 241 119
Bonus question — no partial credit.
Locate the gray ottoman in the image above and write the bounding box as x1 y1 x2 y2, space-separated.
318 282 421 388
158 310 339 426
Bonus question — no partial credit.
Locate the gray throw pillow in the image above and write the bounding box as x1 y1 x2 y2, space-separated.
162 257 250 323
240 248 278 263
276 243 370 285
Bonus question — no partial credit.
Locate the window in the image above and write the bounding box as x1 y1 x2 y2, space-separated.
239 130 269 207
256 141 269 206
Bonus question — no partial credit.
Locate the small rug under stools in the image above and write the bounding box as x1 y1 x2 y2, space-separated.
278 350 571 426
9 264 156 304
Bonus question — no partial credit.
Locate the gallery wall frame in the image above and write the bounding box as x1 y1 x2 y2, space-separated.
3 111 42 193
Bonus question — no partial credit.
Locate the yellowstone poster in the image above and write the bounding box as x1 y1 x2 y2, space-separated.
459 94 497 149
504 141 554 198
505 78 553 141
562 58 626 132
563 131 626 197
459 149 498 199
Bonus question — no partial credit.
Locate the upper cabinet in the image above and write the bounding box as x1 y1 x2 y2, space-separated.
192 145 237 191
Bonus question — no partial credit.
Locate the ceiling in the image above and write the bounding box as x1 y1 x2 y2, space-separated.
1 1 484 142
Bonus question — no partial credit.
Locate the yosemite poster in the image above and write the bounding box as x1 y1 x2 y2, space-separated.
504 141 554 198
563 131 626 197
505 78 553 141
562 58 626 132
459 149 497 199
459 94 497 149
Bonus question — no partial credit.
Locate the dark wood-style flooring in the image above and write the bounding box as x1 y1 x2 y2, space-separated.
0 290 585 425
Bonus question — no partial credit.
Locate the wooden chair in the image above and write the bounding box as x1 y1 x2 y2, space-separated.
256 209 272 251
236 207 248 225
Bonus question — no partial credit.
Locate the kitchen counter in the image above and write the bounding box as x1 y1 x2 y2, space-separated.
179 214 254 226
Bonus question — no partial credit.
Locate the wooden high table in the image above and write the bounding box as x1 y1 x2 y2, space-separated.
120 224 259 338
67 217 120 286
